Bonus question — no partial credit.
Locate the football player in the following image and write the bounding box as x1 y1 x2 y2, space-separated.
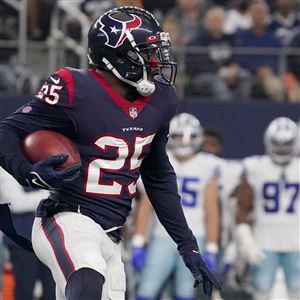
0 6 220 300
132 113 221 300
236 117 300 300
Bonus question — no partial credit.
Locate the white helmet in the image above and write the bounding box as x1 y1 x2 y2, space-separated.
168 113 203 157
264 117 298 165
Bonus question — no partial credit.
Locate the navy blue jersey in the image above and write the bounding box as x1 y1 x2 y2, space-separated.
0 68 197 253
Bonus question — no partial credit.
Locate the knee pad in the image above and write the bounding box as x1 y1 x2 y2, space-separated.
65 267 105 300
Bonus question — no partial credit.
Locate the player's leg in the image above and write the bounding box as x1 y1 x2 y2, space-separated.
281 252 300 300
65 267 105 299
136 236 177 299
250 251 280 300
31 212 118 299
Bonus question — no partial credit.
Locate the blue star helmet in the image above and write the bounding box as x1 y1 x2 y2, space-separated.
88 6 177 96
264 117 298 165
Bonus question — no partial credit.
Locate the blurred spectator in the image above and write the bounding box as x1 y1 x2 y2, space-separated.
144 0 175 21
186 6 251 101
27 0 55 40
285 29 300 103
223 0 252 34
0 2 18 40
81 0 143 22
164 0 210 46
234 1 283 101
0 58 41 95
268 0 300 45
0 169 55 300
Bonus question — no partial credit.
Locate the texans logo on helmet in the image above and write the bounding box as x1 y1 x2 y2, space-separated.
98 13 142 48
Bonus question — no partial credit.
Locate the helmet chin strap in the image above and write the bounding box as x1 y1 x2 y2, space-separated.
101 30 155 97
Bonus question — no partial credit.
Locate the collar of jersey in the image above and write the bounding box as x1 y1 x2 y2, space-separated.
88 69 152 119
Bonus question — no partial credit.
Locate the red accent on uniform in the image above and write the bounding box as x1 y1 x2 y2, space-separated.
55 68 75 106
42 217 76 281
88 69 152 120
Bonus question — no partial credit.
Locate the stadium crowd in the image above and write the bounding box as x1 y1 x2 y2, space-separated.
0 0 300 101
0 1 299 300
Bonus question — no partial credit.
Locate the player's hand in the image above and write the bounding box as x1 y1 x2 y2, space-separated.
132 246 146 272
204 251 218 272
26 154 81 190
182 250 221 296
235 224 265 265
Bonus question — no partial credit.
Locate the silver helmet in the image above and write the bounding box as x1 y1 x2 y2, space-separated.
264 117 298 165
168 113 203 158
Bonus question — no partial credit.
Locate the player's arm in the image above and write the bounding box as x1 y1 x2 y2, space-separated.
235 177 264 264
204 177 220 271
131 189 154 272
236 178 253 225
140 120 220 295
0 68 79 187
134 189 154 238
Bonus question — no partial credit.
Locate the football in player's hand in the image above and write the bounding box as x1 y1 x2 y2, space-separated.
21 130 81 169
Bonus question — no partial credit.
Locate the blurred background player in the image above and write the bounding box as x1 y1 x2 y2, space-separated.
0 167 55 300
132 113 221 300
236 117 300 300
202 129 224 156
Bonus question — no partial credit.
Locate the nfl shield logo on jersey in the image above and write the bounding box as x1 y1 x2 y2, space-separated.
129 107 138 119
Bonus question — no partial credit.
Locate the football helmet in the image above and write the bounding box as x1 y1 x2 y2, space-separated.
264 117 298 165
87 6 177 96
168 113 203 158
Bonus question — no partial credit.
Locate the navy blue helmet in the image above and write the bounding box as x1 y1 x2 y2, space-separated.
88 6 177 96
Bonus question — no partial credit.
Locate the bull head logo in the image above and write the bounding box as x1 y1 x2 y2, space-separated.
96 13 142 48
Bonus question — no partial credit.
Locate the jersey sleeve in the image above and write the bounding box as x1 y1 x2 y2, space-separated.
0 68 77 185
34 67 75 107
140 103 198 255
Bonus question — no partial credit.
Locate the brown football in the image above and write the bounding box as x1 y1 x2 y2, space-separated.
21 130 81 169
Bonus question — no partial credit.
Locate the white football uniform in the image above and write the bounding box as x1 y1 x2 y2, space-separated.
218 159 243 246
152 151 221 238
243 155 300 252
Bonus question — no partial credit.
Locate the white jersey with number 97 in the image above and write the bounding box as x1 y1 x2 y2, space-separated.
243 155 300 252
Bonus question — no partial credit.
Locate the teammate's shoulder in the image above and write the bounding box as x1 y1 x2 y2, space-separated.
243 155 266 168
220 158 242 169
194 151 222 166
197 151 221 161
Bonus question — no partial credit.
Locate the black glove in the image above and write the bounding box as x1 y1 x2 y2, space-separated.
26 154 81 190
182 249 221 296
